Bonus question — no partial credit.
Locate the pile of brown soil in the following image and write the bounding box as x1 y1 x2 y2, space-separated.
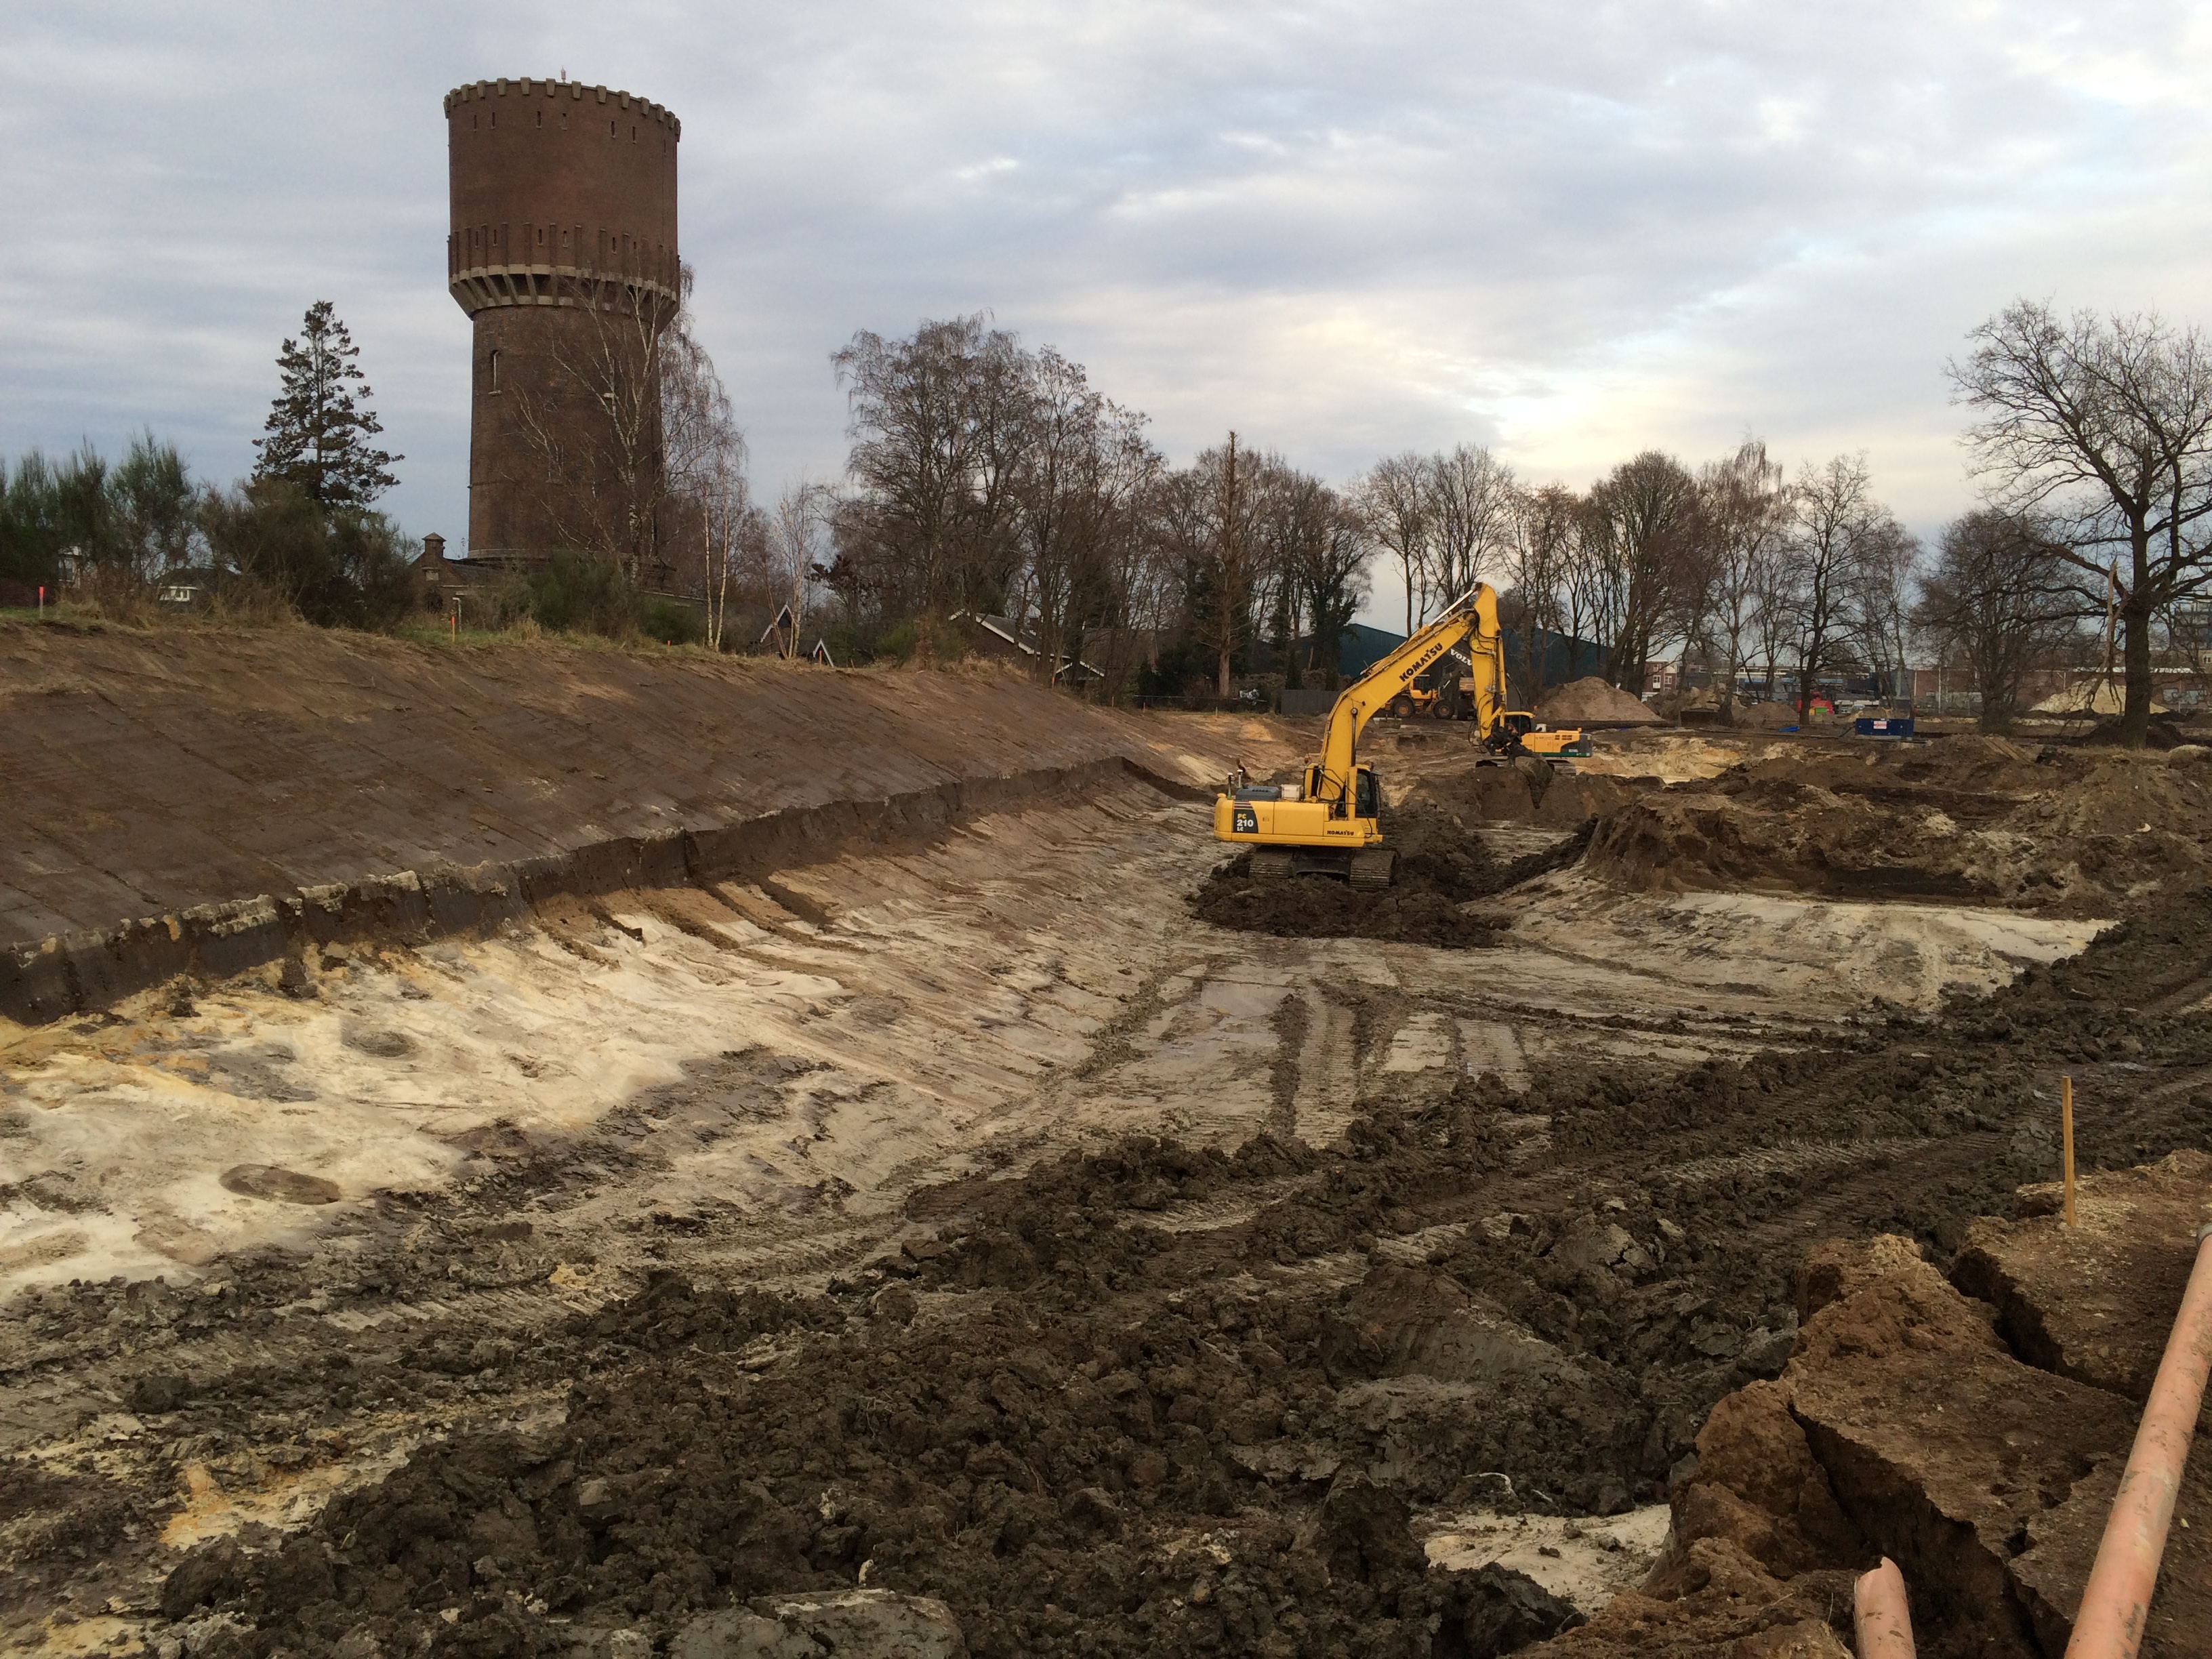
1534 676 1665 727
1189 805 1593 947
1398 758 1641 831
125 880 2212 1659
1582 741 2212 913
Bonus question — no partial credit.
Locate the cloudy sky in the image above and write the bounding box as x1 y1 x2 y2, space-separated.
5 0 2209 613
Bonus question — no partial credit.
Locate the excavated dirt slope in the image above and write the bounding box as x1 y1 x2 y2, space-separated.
0 621 1293 1023
6 645 2212 1658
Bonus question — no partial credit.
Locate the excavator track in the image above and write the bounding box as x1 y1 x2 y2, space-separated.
1349 848 1394 890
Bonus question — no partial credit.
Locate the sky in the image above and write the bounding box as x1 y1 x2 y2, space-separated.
4 0 2210 624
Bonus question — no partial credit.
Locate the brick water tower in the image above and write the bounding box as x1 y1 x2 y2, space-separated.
443 77 680 567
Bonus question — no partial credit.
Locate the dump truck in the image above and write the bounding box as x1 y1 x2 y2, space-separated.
1214 584 1583 886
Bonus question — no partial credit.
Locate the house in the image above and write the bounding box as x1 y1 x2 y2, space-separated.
755 605 798 659
948 610 1102 682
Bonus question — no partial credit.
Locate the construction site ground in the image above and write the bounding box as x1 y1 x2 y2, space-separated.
4 621 2212 1658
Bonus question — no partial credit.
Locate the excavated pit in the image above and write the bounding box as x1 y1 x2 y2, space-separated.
7 637 2212 1658
1189 805 1595 949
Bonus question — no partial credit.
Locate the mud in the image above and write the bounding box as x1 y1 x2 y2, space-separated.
1189 806 1594 947
6 867 2202 1658
1583 738 2212 914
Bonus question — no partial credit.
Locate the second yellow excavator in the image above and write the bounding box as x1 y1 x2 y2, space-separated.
1212 584 1586 886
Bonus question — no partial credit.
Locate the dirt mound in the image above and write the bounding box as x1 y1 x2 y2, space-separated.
1534 677 1665 727
0 620 1298 1022
2031 677 2168 716
1191 806 1593 946
1399 760 1639 830
1582 786 1999 904
1581 741 2212 912
1734 701 1801 728
2083 713 2190 747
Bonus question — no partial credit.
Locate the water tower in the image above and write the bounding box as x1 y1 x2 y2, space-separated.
443 77 680 565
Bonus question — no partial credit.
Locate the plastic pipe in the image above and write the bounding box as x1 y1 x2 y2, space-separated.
2066 1225 2212 1657
1853 1557 1916 1658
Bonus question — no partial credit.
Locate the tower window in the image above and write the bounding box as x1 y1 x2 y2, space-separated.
535 110 543 127
489 350 501 393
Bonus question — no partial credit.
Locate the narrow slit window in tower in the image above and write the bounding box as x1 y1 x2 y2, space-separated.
489 350 501 394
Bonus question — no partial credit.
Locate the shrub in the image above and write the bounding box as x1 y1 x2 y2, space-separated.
527 552 634 636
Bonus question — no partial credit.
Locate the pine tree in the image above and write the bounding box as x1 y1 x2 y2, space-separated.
251 301 402 507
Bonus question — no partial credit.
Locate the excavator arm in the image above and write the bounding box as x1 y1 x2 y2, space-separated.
1305 586 1506 811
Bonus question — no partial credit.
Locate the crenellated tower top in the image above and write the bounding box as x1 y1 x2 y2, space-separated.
444 77 681 318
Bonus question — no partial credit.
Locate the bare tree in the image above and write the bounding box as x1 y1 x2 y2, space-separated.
1354 453 1432 634
699 457 754 651
1915 510 2078 731
511 264 716 586
1697 441 1790 720
1950 301 2212 745
1194 433 1265 697
832 314 1033 636
765 480 838 644
1426 445 1516 604
1749 523 1801 706
1499 483 1579 701
1846 516 1923 705
1581 451 1700 692
1007 351 1160 688
1784 454 1904 722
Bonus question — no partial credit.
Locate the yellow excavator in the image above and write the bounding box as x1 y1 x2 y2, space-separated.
1213 585 1588 886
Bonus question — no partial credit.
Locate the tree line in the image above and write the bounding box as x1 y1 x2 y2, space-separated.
691 302 2212 740
0 302 419 628
1352 440 1924 723
12 291 2212 747
794 315 1930 719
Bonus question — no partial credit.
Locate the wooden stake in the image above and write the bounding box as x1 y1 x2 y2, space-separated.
2062 1075 2078 1227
